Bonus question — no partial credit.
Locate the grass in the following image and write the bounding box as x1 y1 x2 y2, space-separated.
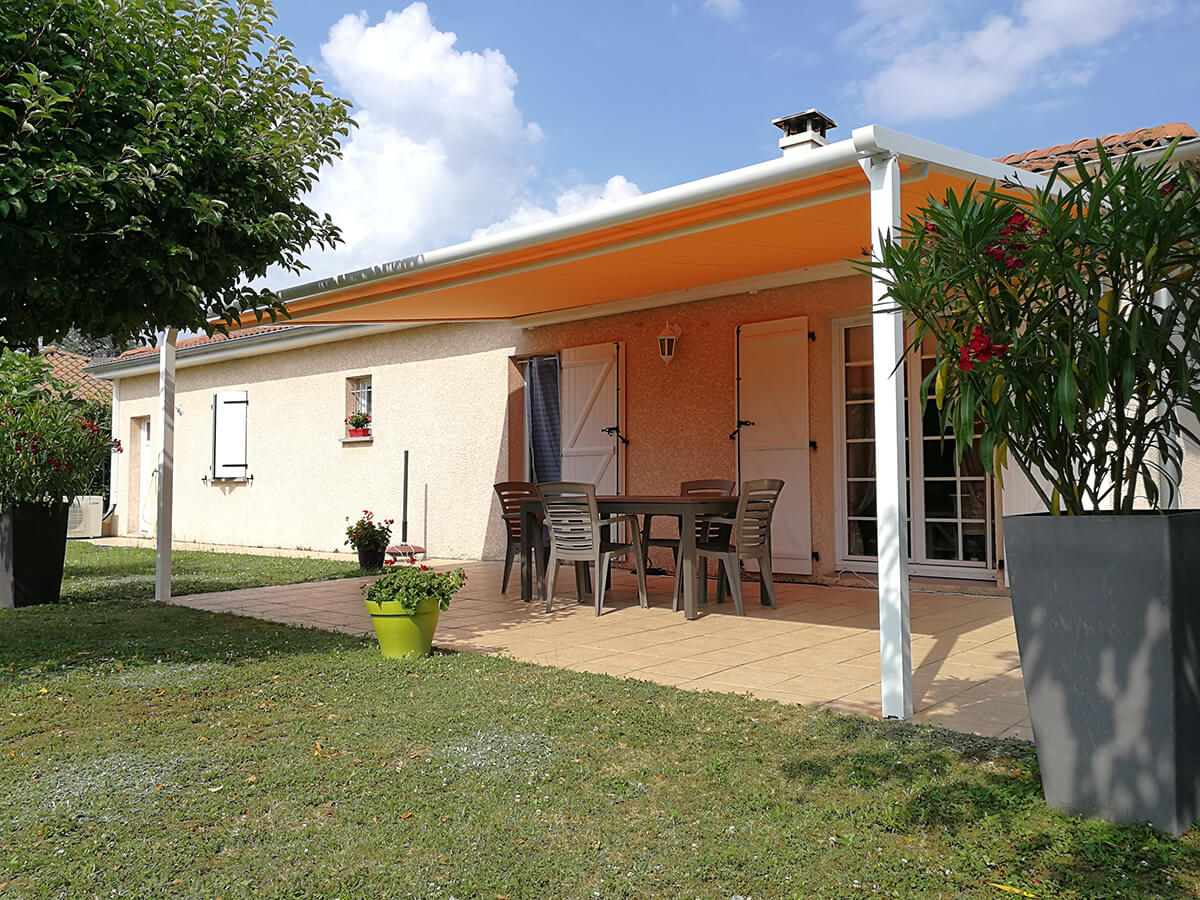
1 547 1197 898
59 540 365 603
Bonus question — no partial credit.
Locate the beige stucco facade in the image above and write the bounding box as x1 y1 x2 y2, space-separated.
112 322 522 560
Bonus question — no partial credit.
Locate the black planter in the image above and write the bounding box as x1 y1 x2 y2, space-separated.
0 502 71 609
357 548 386 570
1003 510 1200 835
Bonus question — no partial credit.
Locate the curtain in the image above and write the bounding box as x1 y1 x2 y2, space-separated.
526 355 561 483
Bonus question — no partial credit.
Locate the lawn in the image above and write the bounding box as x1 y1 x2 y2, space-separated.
59 540 365 604
2 553 1198 898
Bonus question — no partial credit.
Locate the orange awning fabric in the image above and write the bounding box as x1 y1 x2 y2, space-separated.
278 161 978 326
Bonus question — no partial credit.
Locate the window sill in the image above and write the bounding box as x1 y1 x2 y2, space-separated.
340 435 374 445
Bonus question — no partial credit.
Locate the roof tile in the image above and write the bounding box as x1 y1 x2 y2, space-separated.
998 122 1198 173
116 324 299 361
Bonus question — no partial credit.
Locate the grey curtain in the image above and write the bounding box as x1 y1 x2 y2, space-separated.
526 355 561 483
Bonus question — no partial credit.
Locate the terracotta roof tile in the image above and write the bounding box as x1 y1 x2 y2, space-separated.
116 324 299 361
998 122 1198 173
40 347 111 400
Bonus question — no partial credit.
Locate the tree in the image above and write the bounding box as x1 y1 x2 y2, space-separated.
866 146 1200 515
0 0 354 349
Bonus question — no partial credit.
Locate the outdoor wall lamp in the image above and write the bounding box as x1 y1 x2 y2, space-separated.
658 322 681 364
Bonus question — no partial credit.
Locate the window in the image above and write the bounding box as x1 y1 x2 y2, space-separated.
834 320 994 577
211 391 249 481
346 375 372 436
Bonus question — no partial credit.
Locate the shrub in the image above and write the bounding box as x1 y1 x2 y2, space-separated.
363 564 467 614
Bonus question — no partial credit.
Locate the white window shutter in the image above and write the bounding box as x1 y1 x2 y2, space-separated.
212 391 249 479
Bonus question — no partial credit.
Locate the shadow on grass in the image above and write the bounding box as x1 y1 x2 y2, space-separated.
0 600 364 684
779 714 1200 898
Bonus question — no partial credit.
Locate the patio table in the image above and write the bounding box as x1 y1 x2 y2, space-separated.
519 495 738 620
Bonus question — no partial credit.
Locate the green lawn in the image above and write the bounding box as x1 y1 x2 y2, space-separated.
1 552 1197 898
60 540 365 603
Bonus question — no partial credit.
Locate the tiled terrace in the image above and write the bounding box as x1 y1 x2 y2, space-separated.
172 560 1030 739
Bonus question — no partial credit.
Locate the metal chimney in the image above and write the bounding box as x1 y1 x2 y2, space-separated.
773 109 837 155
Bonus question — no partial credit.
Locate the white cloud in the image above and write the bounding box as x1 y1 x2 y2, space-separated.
848 0 1171 121
472 175 643 240
703 0 744 20
270 4 635 287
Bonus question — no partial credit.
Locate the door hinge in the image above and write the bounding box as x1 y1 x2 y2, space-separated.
808 331 816 342
809 440 818 450
811 551 820 561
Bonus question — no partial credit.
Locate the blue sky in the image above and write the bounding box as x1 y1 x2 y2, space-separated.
266 0 1200 285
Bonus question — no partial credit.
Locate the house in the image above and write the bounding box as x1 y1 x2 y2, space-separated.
87 114 1200 718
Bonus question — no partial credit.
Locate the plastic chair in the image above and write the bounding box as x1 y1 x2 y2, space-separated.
537 482 648 615
693 479 785 616
642 479 735 607
493 481 547 595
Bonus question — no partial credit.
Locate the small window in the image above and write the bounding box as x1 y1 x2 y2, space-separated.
346 375 373 436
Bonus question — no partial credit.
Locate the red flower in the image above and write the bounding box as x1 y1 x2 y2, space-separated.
923 221 937 234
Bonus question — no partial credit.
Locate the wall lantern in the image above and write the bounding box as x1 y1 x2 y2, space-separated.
657 323 681 364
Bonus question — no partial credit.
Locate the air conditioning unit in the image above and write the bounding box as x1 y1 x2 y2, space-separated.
67 495 104 539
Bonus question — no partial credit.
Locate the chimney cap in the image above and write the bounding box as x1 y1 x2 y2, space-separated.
772 109 837 138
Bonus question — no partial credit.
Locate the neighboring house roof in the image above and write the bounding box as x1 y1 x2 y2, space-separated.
41 346 111 401
114 324 302 361
998 123 1198 173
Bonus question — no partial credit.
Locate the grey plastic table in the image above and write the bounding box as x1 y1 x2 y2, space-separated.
519 495 738 620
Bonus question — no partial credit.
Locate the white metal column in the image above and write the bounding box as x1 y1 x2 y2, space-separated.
860 153 913 719
155 329 178 603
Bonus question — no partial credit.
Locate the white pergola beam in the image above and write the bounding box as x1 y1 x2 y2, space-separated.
860 152 913 720
155 329 178 603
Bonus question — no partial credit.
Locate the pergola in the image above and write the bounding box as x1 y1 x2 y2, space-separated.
148 124 1048 720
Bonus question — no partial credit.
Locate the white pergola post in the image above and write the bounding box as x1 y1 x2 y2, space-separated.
860 152 913 719
155 328 178 603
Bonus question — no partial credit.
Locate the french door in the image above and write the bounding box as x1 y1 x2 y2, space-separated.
835 319 995 578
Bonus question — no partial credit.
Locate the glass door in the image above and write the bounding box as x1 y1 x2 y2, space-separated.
836 322 995 577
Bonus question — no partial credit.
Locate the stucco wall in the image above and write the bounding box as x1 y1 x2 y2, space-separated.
113 323 519 559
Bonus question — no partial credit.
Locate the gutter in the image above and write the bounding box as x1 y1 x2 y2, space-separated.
86 322 418 379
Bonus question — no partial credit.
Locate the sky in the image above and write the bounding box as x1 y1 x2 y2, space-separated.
264 0 1200 288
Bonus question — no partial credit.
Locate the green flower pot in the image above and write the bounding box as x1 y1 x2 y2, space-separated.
364 595 441 658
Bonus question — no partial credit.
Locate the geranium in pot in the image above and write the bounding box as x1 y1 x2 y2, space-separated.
345 411 371 438
867 145 1200 834
1 349 123 607
345 510 392 569
363 561 466 658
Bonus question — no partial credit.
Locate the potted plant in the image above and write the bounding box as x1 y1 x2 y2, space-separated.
345 411 371 438
363 561 467 658
344 510 393 569
0 349 123 607
866 145 1200 834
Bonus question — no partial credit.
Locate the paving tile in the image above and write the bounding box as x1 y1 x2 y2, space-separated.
166 560 1028 739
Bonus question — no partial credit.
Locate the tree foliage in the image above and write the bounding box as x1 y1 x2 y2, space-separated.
865 146 1200 515
0 0 353 349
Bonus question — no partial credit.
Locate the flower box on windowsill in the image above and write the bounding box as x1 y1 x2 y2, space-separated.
340 433 373 445
347 428 370 438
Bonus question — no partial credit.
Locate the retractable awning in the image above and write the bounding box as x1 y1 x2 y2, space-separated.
277 126 1043 327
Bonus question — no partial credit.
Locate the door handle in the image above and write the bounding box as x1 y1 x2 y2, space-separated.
729 420 755 440
602 426 630 446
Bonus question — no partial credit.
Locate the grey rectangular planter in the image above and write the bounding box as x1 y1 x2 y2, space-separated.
1003 510 1200 835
